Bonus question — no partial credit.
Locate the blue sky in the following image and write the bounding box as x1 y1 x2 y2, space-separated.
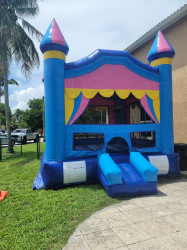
7 0 187 111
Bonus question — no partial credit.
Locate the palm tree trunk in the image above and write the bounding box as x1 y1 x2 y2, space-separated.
3 65 14 153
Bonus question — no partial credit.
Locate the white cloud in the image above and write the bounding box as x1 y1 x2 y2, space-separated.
9 84 44 111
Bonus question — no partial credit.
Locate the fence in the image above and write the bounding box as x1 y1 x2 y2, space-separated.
0 137 42 161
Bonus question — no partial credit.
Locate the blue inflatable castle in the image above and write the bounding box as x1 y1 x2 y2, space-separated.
33 19 180 197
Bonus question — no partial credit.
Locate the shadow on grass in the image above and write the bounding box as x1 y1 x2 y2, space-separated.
44 182 154 202
56 173 187 201
1 151 44 165
1 142 45 162
40 173 187 202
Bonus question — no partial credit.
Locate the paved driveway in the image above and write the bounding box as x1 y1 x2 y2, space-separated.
64 178 187 250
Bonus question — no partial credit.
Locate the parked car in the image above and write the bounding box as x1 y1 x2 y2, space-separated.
0 132 15 146
11 129 39 144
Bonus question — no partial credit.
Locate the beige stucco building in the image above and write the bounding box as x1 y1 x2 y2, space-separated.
126 5 187 143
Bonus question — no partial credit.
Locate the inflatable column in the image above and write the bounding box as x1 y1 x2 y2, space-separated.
148 30 175 154
40 19 69 161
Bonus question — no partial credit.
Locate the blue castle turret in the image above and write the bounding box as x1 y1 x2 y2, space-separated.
148 30 175 154
40 19 69 162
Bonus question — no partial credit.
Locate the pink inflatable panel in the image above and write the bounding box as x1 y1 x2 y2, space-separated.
65 65 159 90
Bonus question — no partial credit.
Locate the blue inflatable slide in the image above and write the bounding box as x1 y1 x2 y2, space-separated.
98 152 158 198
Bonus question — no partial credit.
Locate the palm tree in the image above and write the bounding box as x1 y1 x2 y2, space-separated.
0 0 43 152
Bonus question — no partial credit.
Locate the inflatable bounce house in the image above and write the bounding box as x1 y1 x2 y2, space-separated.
33 19 180 197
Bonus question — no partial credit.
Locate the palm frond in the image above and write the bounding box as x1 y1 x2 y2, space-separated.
0 89 4 97
16 7 39 17
10 22 40 78
12 0 38 7
21 18 43 41
8 79 19 86
11 0 39 17
0 13 16 64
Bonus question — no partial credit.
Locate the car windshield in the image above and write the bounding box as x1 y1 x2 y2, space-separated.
13 129 26 133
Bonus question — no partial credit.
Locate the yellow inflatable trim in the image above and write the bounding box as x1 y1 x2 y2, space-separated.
65 88 159 100
65 92 74 124
44 50 66 61
153 97 160 123
151 57 172 67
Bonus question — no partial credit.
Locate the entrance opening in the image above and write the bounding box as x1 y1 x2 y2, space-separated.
106 137 129 153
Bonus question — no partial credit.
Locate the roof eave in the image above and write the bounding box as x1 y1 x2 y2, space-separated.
125 5 187 53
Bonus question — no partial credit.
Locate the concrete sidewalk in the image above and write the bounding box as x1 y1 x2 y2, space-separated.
64 179 187 250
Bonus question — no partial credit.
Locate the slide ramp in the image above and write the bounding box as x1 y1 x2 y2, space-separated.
97 152 158 198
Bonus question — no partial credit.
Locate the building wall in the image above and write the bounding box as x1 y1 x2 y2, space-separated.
129 16 187 143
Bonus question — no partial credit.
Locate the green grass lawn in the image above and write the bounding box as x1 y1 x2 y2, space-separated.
0 143 128 249
0 144 186 249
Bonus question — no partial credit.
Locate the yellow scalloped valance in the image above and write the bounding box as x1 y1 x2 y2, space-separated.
65 88 159 100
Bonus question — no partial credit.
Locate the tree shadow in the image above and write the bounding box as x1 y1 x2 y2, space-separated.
158 174 187 185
